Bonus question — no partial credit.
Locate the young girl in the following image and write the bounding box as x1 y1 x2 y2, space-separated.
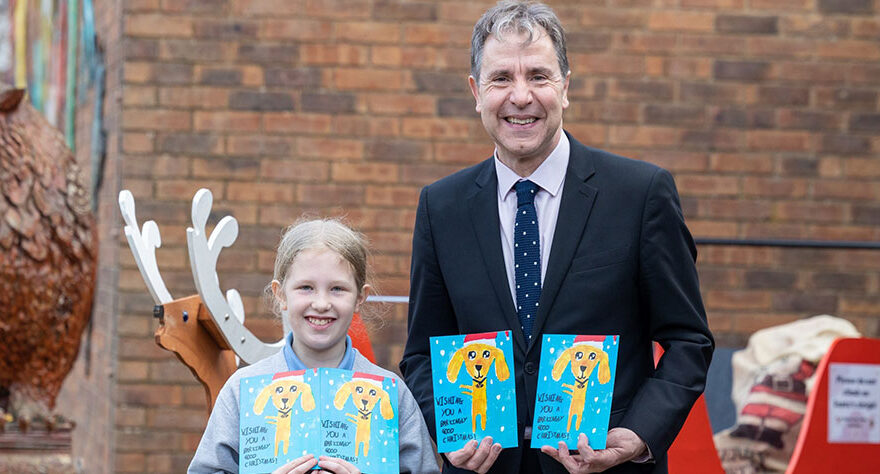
189 218 439 474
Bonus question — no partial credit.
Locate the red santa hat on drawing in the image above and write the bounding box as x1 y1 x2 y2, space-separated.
462 331 501 347
572 335 606 350
351 372 389 388
272 369 313 383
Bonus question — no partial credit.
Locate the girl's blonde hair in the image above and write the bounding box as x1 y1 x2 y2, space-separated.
266 217 370 316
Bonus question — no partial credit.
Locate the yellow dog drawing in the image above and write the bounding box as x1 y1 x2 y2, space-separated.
552 336 612 431
446 332 510 432
254 370 316 457
333 372 394 457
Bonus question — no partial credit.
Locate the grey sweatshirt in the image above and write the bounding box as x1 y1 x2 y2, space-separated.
188 349 440 473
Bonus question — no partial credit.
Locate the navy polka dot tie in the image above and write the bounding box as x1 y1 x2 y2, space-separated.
514 180 541 340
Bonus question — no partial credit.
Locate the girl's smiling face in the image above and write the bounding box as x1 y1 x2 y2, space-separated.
272 245 369 367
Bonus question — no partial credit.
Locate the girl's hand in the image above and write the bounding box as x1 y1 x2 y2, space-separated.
271 454 319 474
316 455 361 474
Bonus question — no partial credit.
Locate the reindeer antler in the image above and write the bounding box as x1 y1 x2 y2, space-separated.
119 189 284 366
187 189 284 365
119 190 173 304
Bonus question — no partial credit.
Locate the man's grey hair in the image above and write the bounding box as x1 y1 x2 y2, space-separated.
470 0 570 80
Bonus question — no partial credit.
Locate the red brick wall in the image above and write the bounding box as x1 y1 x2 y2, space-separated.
72 0 880 471
54 0 125 472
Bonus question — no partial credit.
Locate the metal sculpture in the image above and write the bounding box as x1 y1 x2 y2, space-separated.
0 86 96 428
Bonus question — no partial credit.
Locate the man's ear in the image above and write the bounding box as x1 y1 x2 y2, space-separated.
468 75 482 113
561 70 571 109
271 280 286 310
356 284 371 310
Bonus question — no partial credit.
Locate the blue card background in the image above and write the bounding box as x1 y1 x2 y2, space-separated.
321 368 399 474
531 335 619 450
238 369 399 473
430 332 518 452
239 370 321 473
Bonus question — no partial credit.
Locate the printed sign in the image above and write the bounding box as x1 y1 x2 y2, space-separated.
531 335 619 450
828 363 880 444
430 331 518 452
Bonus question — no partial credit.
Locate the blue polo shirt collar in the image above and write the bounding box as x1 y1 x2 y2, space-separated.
282 331 355 371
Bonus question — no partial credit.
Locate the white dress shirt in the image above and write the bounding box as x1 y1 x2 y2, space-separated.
494 133 570 308
494 134 654 460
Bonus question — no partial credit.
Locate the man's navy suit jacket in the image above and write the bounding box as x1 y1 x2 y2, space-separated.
400 132 714 473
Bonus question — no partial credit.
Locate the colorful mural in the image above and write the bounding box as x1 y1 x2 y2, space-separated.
0 1 10 83
2 0 103 153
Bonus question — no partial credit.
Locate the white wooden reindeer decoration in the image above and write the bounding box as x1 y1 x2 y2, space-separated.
119 188 285 412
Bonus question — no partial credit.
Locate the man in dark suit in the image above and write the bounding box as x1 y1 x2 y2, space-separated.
400 2 714 473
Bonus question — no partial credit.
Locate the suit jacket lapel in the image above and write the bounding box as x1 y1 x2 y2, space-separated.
530 135 597 349
468 159 528 353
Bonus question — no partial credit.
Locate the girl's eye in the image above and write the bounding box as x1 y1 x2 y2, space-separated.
298 285 312 291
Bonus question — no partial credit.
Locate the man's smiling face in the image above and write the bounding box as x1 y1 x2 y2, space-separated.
469 27 570 174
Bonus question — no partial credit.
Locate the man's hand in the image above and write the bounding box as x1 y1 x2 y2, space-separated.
540 428 647 473
446 436 503 473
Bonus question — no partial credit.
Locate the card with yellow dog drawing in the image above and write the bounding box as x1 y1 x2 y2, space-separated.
238 368 399 473
430 331 518 452
530 335 619 450
239 369 321 473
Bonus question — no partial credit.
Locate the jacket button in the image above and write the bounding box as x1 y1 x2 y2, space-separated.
525 362 536 375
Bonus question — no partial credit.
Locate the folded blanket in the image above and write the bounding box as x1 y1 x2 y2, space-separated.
714 315 860 473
